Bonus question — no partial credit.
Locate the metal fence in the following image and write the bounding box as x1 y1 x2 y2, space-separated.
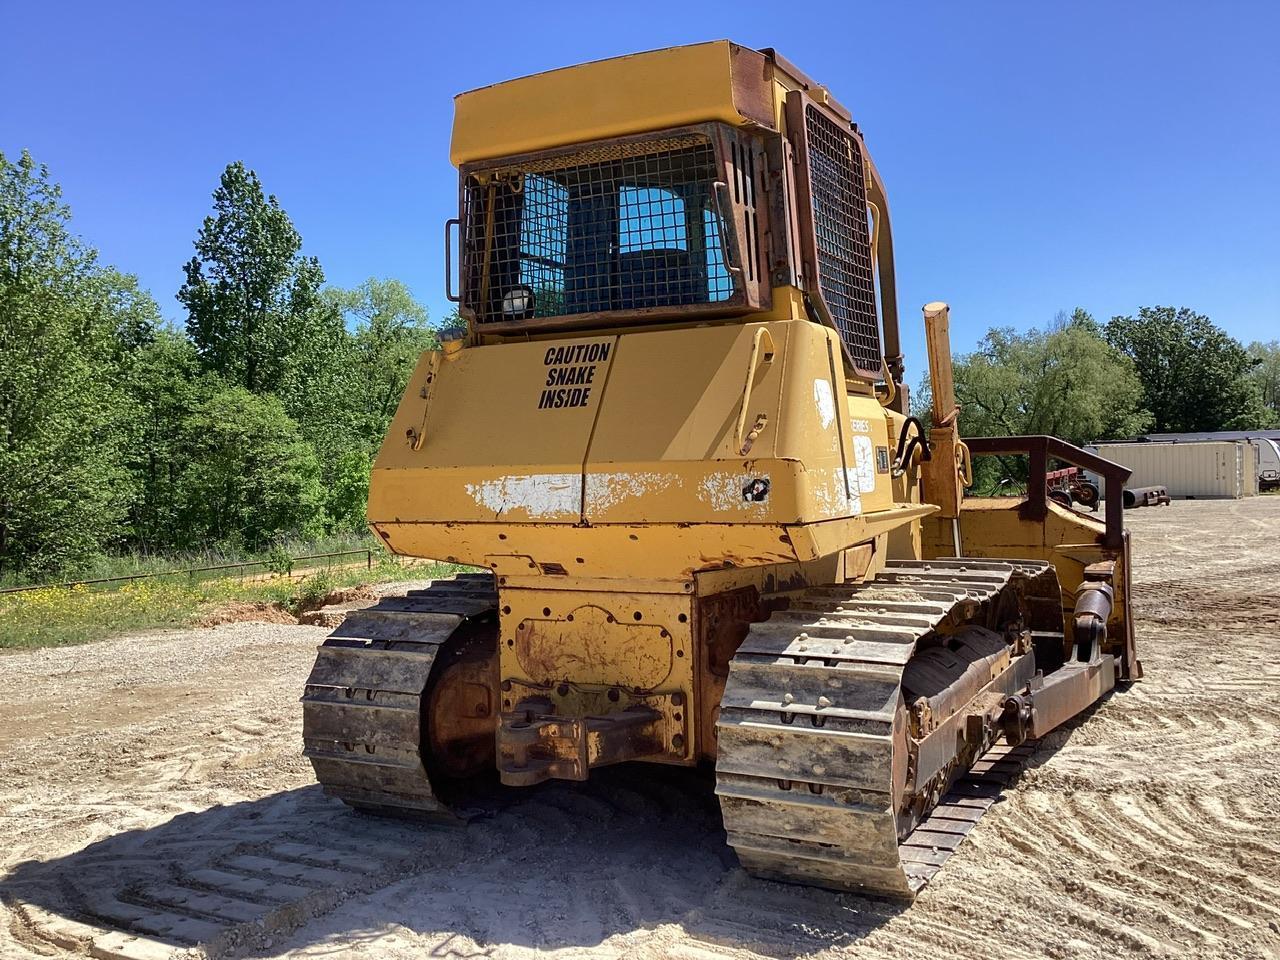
0 548 400 596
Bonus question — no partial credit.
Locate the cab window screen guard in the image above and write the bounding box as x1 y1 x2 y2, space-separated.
785 94 882 377
461 134 739 325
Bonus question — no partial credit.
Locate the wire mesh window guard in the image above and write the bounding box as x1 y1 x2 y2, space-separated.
803 105 881 374
463 137 736 323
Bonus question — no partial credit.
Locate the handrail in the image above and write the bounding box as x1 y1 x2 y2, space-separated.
962 435 1131 551
734 327 775 454
863 154 904 411
711 181 745 275
443 218 461 303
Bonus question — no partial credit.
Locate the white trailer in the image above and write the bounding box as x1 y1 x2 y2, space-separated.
1140 430 1280 492
1256 438 1280 490
1088 440 1258 499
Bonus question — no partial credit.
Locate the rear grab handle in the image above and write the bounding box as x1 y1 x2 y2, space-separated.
735 327 776 455
444 218 461 303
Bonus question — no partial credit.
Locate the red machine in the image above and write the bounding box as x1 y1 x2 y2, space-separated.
1046 466 1100 511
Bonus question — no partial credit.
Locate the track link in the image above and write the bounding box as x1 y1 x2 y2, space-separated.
302 573 498 816
715 558 1055 898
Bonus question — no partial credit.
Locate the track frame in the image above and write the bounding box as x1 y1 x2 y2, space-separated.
715 558 1092 898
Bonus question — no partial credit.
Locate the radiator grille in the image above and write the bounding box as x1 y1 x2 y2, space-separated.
463 138 734 323
804 105 881 374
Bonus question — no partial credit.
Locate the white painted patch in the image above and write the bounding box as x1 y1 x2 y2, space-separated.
813 378 836 430
810 466 842 516
698 472 771 513
810 465 863 518
853 435 877 493
843 469 865 516
584 471 677 513
465 473 581 519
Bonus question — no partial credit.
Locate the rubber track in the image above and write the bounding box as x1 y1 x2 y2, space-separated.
301 573 498 817
715 558 1052 898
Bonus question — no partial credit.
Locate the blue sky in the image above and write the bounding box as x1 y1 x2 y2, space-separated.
3 1 1277 377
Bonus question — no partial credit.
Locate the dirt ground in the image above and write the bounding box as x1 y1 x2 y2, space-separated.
2 500 1278 960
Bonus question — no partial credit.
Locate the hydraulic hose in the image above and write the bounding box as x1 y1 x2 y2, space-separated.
892 416 932 477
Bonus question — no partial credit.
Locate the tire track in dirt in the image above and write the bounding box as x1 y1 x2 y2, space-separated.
4 786 474 958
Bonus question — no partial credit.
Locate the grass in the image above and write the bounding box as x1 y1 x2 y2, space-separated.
0 558 471 651
0 531 383 591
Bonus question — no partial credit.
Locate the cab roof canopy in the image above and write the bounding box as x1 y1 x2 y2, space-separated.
449 41 848 166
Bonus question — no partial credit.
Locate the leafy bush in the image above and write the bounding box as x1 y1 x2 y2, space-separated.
293 571 335 612
172 387 325 551
265 545 294 577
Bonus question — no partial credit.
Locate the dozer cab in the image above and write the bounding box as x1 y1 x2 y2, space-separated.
302 41 1141 898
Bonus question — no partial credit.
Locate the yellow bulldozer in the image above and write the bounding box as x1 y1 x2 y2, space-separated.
302 41 1141 898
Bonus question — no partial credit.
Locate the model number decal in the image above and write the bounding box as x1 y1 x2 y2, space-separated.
849 418 872 433
538 342 611 409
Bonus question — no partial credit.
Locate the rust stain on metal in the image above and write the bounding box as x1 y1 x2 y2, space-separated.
515 604 672 689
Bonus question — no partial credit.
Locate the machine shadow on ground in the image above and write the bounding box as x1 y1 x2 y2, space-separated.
0 741 1070 959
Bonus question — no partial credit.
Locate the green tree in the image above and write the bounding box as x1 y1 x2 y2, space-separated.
955 311 1152 446
178 161 324 394
1246 340 1280 423
120 325 204 551
1105 306 1269 431
279 278 438 530
172 386 324 550
276 292 353 452
0 151 139 579
1062 307 1101 336
329 278 438 444
325 449 376 532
